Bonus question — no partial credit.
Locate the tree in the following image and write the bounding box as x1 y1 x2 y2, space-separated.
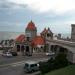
54 53 68 69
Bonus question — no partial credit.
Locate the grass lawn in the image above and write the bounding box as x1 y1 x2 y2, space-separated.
46 64 75 75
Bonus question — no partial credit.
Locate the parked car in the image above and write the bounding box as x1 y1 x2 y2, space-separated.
10 51 17 56
46 52 55 56
25 52 32 56
24 61 39 73
2 52 12 57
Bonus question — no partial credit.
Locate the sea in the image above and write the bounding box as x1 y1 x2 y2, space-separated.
0 31 25 42
0 31 71 42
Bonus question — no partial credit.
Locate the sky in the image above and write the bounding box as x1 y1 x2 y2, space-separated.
0 0 75 34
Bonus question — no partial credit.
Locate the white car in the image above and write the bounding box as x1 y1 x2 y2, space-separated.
2 52 12 57
24 61 39 73
46 52 55 56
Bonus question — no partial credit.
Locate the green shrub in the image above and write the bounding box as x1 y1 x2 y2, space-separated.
39 58 55 74
39 62 50 74
54 53 68 69
39 53 69 74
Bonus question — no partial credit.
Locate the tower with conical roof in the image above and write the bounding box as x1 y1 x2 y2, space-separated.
25 21 37 41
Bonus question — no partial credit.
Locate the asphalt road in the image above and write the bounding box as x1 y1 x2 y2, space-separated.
0 53 49 65
0 64 24 75
0 62 40 75
0 53 50 75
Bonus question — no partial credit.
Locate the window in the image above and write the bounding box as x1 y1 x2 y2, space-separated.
47 34 51 37
25 63 29 68
30 64 34 67
30 64 37 67
27 37 30 41
34 64 37 66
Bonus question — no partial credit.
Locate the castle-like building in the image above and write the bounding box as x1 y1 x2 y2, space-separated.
14 21 53 55
71 24 75 41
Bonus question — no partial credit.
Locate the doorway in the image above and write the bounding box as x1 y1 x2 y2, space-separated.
21 45 24 52
26 46 29 52
17 45 20 52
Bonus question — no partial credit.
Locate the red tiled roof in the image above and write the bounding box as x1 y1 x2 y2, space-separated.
15 34 25 42
41 28 48 34
41 28 53 35
26 21 36 30
31 36 45 47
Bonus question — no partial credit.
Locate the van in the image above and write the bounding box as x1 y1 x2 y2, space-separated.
24 61 39 73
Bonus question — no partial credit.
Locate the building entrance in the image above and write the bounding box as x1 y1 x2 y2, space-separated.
17 45 20 52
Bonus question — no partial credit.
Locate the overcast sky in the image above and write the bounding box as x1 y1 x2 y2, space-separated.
0 0 75 34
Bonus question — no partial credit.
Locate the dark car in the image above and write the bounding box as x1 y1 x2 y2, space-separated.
25 52 32 56
11 52 17 56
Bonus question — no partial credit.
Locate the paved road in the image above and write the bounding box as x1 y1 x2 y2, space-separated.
0 58 49 75
0 64 24 75
0 53 49 65
0 64 39 75
0 54 50 75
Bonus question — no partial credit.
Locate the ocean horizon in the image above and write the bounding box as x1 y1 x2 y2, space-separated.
0 31 71 42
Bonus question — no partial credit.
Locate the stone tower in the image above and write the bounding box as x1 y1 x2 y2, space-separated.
71 24 75 41
25 21 37 41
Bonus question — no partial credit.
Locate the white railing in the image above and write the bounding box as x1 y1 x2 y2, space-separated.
46 39 75 47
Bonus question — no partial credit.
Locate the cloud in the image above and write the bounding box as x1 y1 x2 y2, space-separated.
0 0 27 9
9 0 75 14
0 21 21 26
0 0 75 34
0 21 24 32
